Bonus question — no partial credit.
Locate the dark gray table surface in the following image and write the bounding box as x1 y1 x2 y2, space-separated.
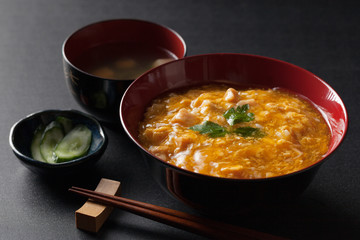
1 0 359 239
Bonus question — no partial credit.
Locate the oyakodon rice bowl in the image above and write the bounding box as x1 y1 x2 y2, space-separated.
139 85 330 179
120 53 348 214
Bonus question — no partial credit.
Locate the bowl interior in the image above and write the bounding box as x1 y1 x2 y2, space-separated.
63 19 186 73
10 110 107 166
121 53 348 173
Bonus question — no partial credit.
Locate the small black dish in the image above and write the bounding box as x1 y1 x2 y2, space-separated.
9 109 107 176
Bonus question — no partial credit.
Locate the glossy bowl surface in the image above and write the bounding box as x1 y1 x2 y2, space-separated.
62 19 186 122
9 109 107 176
120 53 348 214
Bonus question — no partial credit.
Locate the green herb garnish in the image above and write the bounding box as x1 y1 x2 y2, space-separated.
233 126 266 138
190 121 227 138
189 103 265 138
223 104 254 126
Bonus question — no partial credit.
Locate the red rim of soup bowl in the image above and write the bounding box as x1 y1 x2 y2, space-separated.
62 19 187 81
120 53 348 182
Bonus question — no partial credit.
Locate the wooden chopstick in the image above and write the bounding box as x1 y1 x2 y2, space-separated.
70 186 281 239
69 186 288 240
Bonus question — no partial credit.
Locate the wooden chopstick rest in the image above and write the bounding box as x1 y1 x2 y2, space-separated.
75 178 121 233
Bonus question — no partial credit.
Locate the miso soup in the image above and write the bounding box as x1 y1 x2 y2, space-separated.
74 42 177 80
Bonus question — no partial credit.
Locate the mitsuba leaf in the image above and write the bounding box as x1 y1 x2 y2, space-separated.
223 104 255 126
189 104 265 139
233 127 266 138
189 121 227 138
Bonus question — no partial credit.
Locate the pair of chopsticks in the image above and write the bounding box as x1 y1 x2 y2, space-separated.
69 186 287 240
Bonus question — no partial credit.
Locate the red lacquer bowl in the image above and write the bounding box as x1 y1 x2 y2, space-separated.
63 19 186 122
120 53 348 214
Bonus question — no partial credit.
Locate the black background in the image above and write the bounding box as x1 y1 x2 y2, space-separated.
1 1 359 239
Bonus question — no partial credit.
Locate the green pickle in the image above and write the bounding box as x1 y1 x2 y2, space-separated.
55 124 92 162
30 116 92 163
30 124 46 162
39 121 64 163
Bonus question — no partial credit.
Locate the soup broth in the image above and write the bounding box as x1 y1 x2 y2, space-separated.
74 42 177 80
139 85 331 179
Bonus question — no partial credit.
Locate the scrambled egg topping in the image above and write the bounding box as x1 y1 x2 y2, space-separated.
139 85 330 179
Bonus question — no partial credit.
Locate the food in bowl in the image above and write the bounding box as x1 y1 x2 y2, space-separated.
139 84 330 179
74 42 176 81
62 19 186 122
31 116 92 163
121 53 347 213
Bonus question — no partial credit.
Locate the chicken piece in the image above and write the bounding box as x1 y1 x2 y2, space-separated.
199 100 218 114
220 164 245 178
191 93 212 108
171 108 199 127
224 88 240 103
142 127 169 145
149 145 169 160
174 135 194 151
237 99 256 106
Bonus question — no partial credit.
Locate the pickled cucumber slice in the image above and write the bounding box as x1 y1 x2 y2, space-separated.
40 121 64 163
56 116 73 134
54 124 92 162
30 125 45 162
